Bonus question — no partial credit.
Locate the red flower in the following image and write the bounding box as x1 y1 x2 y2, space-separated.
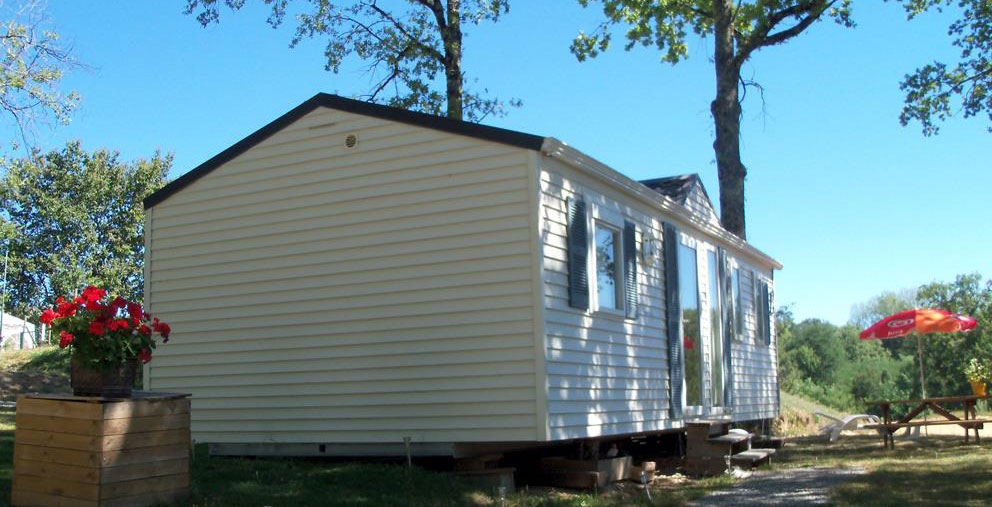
82 286 106 303
58 331 74 348
89 321 106 336
138 324 151 336
138 348 152 364
159 323 170 341
115 319 130 330
127 302 142 321
39 309 58 325
55 296 65 305
85 299 106 312
109 296 127 312
55 302 77 318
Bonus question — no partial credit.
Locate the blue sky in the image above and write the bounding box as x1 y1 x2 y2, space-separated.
21 1 992 325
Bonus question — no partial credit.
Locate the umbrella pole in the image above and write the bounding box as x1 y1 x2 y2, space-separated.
917 334 929 437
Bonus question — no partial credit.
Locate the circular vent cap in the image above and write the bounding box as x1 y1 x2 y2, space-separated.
345 134 358 148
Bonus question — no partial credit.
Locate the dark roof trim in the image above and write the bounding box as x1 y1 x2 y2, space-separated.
144 93 547 209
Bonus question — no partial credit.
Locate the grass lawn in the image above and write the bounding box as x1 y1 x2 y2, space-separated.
0 347 69 377
775 434 992 506
0 410 728 507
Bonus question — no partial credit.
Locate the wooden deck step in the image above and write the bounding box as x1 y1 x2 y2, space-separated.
730 449 775 468
752 436 784 449
730 449 775 467
708 433 751 445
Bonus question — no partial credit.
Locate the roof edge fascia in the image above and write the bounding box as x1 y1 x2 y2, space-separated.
540 137 783 271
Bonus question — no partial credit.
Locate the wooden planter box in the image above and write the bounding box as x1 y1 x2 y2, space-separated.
11 392 191 507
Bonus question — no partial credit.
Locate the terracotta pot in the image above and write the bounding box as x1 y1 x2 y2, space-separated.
970 381 987 397
70 355 139 398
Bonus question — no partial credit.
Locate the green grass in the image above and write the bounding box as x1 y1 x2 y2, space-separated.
775 435 992 506
0 411 13 507
0 424 727 507
0 347 70 377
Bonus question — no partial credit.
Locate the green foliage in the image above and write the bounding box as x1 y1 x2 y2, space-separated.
572 0 853 64
185 0 520 122
782 273 991 415
897 0 992 135
0 142 170 320
0 4 80 148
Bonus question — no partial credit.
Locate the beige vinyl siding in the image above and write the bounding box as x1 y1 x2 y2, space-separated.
540 158 677 440
146 106 539 445
683 184 720 226
729 262 779 421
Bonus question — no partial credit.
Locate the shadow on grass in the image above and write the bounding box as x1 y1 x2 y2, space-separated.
1 411 14 507
189 444 476 507
776 434 992 506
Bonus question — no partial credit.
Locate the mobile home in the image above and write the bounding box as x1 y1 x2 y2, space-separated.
143 94 781 456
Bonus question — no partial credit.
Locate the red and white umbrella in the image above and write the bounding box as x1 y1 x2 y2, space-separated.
860 308 978 398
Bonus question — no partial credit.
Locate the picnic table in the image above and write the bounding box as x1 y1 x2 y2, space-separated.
864 394 990 449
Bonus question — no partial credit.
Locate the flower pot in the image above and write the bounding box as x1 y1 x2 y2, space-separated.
970 381 987 397
70 355 139 398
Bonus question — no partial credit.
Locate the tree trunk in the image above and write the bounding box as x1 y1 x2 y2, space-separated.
711 0 747 239
443 0 463 120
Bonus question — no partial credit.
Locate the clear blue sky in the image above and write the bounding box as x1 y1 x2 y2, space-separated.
23 1 992 325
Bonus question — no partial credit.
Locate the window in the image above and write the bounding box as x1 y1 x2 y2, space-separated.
731 267 743 340
707 250 723 407
594 223 623 311
678 243 702 408
753 272 772 346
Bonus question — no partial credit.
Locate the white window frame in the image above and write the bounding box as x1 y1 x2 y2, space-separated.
588 203 627 317
731 262 744 342
704 245 725 410
678 232 705 416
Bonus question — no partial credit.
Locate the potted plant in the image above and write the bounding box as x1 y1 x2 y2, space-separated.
39 286 171 398
963 358 991 397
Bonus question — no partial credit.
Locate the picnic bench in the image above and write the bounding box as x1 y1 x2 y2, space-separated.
863 394 990 449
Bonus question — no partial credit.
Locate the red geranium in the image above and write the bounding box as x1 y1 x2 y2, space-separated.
89 321 106 336
58 331 74 348
39 286 171 370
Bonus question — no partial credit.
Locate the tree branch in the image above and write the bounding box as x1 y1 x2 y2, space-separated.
366 0 445 62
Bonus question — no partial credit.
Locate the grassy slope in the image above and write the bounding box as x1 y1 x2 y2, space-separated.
0 347 70 377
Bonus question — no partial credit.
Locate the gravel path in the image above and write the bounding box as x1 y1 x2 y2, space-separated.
690 466 867 506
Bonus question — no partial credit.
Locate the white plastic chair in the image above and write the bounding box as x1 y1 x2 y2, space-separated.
815 412 881 442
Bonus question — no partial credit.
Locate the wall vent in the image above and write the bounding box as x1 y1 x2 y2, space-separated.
344 134 358 148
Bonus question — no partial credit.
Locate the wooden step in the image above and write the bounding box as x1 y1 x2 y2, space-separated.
708 433 751 445
752 436 784 449
730 449 775 468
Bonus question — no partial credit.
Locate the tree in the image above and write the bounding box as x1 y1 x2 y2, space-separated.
1 1 80 148
184 0 518 122
849 288 918 329
898 0 992 135
0 142 171 319
572 0 853 238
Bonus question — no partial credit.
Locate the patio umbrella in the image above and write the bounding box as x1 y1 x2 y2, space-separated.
860 308 978 399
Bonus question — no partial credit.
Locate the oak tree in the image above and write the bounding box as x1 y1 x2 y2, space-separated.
0 142 170 319
898 0 992 135
1 1 81 148
185 0 518 122
572 0 853 238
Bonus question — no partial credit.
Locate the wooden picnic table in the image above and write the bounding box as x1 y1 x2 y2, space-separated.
864 394 990 449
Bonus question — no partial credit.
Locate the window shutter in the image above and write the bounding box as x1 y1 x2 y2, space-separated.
566 197 589 310
663 222 683 419
719 248 734 408
623 220 637 319
762 282 772 345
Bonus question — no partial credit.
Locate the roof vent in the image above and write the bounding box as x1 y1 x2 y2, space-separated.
344 134 358 148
